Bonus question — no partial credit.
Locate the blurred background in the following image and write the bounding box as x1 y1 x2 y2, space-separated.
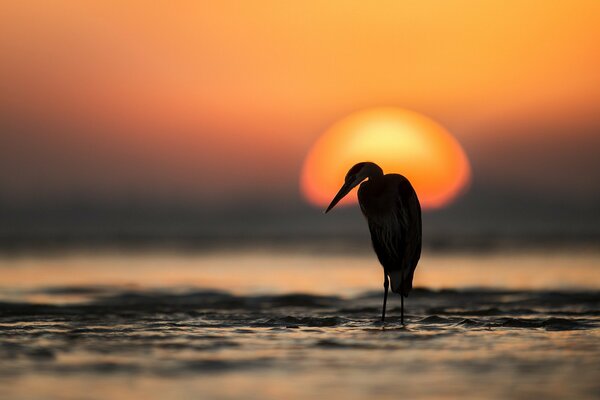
0 1 599 261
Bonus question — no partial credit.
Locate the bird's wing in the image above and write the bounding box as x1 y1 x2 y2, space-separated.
366 175 422 296
396 177 422 295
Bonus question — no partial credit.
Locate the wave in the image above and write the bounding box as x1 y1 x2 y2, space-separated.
1 287 598 332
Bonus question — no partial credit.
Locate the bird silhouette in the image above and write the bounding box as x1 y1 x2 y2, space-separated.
325 162 422 324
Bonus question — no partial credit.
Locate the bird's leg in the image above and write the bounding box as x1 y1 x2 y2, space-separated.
401 292 404 325
382 274 389 322
400 270 405 325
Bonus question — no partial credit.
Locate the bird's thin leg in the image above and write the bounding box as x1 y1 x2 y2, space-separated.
401 293 404 325
400 269 405 325
382 274 389 322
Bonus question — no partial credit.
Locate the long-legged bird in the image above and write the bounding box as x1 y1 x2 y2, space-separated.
325 162 422 324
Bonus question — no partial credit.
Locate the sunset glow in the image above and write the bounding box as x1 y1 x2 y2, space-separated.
301 108 471 209
1 2 599 201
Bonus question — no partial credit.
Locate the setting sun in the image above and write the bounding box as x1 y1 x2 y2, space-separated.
301 107 471 209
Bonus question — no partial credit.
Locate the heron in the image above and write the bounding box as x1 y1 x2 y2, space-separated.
325 161 422 324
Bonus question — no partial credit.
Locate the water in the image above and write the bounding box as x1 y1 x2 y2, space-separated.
1 250 599 399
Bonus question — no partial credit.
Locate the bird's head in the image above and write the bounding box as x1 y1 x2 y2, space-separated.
325 162 383 213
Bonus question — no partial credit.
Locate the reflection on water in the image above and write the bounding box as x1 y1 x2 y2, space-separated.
0 250 599 399
1 250 599 301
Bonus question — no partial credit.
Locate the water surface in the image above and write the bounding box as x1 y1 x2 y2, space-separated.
0 251 599 399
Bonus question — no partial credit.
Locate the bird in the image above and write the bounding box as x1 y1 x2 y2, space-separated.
325 161 422 324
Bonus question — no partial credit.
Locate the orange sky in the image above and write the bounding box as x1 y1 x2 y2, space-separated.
1 1 599 203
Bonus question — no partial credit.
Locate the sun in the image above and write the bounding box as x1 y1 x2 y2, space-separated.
300 107 471 209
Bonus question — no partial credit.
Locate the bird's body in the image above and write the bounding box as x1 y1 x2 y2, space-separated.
358 173 421 296
325 162 422 323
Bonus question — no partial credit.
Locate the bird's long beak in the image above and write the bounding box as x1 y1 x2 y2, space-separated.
324 181 354 213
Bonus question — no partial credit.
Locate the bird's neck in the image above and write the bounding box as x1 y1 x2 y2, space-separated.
365 173 385 194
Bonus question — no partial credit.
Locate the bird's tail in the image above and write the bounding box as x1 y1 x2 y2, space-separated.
388 270 412 297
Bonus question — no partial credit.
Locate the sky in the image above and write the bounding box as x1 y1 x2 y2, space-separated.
1 1 599 238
